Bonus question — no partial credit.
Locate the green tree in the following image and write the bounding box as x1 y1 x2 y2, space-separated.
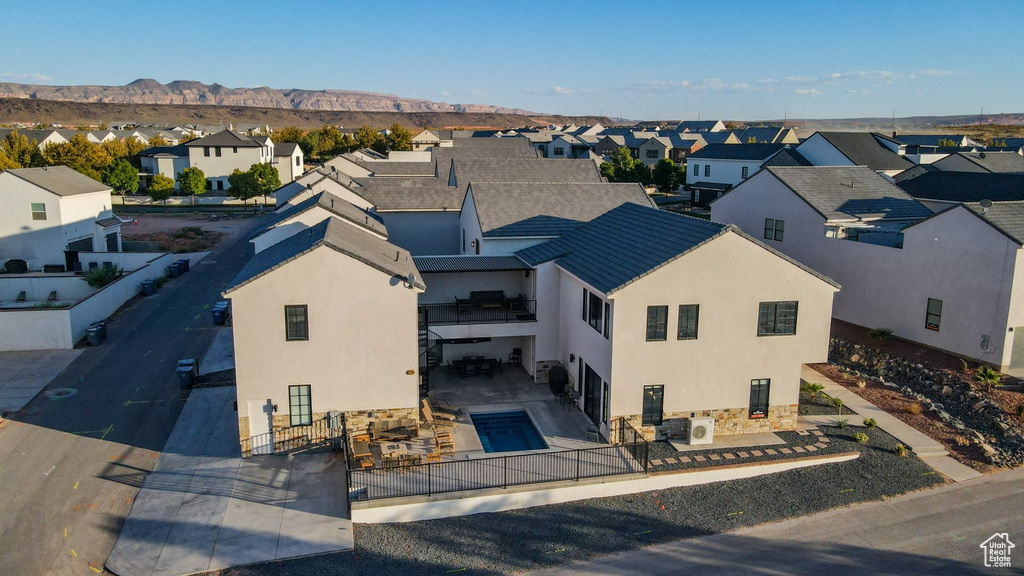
249 162 281 201
40 134 111 180
147 135 169 147
600 147 651 185
383 123 413 153
101 159 139 195
179 131 199 143
272 126 307 145
176 166 206 199
2 130 44 167
354 125 383 151
148 173 175 208
651 158 684 192
227 169 261 205
0 150 18 171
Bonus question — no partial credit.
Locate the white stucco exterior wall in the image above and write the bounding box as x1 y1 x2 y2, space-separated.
795 133 856 166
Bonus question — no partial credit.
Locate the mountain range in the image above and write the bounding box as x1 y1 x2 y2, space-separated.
0 79 538 115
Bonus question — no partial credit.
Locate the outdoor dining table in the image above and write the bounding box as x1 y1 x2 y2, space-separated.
453 357 500 378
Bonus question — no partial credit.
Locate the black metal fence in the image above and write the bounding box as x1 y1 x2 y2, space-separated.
242 414 343 457
347 418 649 502
420 299 537 325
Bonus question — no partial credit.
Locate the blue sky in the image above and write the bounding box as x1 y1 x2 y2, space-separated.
1 1 1020 120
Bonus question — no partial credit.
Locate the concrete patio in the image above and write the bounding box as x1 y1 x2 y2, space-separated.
0 348 83 412
106 386 352 576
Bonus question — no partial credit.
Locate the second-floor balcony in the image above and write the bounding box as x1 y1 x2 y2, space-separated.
421 293 537 326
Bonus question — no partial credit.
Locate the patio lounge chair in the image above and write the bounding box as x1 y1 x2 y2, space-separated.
431 398 462 417
422 401 458 428
422 398 457 421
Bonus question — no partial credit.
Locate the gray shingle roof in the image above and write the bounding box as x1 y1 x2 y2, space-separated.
185 130 262 148
763 148 811 167
516 203 729 294
944 151 1024 174
810 132 914 171
736 127 784 144
764 166 932 222
450 158 602 187
140 144 188 158
674 120 723 133
225 217 422 295
689 143 785 161
360 162 436 177
413 255 531 273
468 182 655 238
251 191 386 238
432 139 539 161
967 202 1024 245
352 177 466 211
274 142 299 156
3 166 111 197
897 172 1024 203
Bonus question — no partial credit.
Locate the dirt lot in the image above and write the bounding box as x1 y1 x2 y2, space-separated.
120 213 255 253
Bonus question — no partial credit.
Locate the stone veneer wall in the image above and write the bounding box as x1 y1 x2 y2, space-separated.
343 406 419 437
611 404 798 443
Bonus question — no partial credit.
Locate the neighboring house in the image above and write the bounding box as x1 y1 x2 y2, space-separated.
896 172 1024 211
735 126 800 145
352 178 467 255
274 168 368 210
181 130 275 191
516 203 838 440
250 191 386 254
700 131 743 145
272 142 305 183
139 145 190 190
674 120 727 133
0 129 69 150
796 132 914 177
547 134 590 159
711 165 1024 370
225 218 424 453
0 166 121 271
685 144 791 206
459 182 656 255
930 151 1024 174
447 158 602 189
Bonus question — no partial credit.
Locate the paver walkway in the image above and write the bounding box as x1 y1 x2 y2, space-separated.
802 365 982 482
106 387 352 576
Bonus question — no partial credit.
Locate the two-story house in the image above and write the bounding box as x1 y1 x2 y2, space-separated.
685 144 795 206
0 166 121 272
272 142 305 183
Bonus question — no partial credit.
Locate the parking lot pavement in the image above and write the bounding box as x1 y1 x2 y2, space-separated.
0 349 83 413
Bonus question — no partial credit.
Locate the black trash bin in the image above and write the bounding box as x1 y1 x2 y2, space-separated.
176 365 194 389
211 306 227 326
89 321 107 341
85 326 102 346
141 280 157 296
166 263 180 278
175 259 191 273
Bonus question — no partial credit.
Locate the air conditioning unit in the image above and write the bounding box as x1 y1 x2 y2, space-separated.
687 417 715 445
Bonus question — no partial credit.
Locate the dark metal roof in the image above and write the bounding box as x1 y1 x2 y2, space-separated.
809 132 914 171
517 203 730 294
688 143 785 161
225 217 421 295
688 181 733 191
413 255 531 273
897 171 1024 203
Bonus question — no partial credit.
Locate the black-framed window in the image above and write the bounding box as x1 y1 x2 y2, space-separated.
749 379 770 419
742 166 749 179
285 305 309 341
582 288 588 321
642 385 664 426
758 301 798 336
646 305 668 341
704 164 710 177
296 156 301 166
30 202 47 221
288 384 312 426
603 302 610 339
926 298 942 331
553 147 565 156
203 146 210 157
215 147 222 157
588 291 603 333
232 146 238 154
692 163 699 176
677 304 699 340
646 149 659 158
764 218 785 242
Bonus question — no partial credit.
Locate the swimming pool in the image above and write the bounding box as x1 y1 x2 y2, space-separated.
471 410 549 453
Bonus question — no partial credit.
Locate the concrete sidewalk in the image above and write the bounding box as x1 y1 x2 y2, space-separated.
105 387 352 576
0 349 83 413
802 365 982 483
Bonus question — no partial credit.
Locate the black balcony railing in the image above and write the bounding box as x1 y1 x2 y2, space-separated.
241 413 343 457
346 418 649 502
420 299 537 326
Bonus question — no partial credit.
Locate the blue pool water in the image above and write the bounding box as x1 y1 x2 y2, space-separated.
472 410 549 453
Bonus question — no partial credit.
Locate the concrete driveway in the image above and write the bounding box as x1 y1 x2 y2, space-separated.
106 386 352 576
0 349 82 413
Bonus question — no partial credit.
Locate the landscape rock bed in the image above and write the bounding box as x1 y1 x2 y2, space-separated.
829 337 1024 468
216 426 944 576
647 429 834 473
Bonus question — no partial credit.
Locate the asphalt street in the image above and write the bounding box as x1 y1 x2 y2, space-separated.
529 467 1024 576
0 217 258 575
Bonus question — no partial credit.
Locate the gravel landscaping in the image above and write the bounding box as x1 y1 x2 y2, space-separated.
647 429 835 472
208 426 944 576
798 385 842 416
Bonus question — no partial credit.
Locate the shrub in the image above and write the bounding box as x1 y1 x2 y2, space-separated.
863 418 877 429
853 432 869 444
832 396 844 414
1016 405 1024 419
867 327 894 345
894 443 908 457
975 366 1002 388
834 417 849 429
954 436 971 447
803 382 825 402
906 402 923 415
856 380 867 388
82 266 122 288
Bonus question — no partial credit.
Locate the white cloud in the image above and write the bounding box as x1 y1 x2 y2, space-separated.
1 72 53 82
794 88 823 96
552 86 574 95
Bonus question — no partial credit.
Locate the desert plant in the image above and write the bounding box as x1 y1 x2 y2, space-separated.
804 382 825 402
894 443 908 457
863 418 877 429
906 402 923 415
82 266 122 288
954 436 971 447
867 327 894 345
834 417 849 429
975 366 1002 388
852 432 869 444
832 396 844 415
959 359 970 374
856 380 867 388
